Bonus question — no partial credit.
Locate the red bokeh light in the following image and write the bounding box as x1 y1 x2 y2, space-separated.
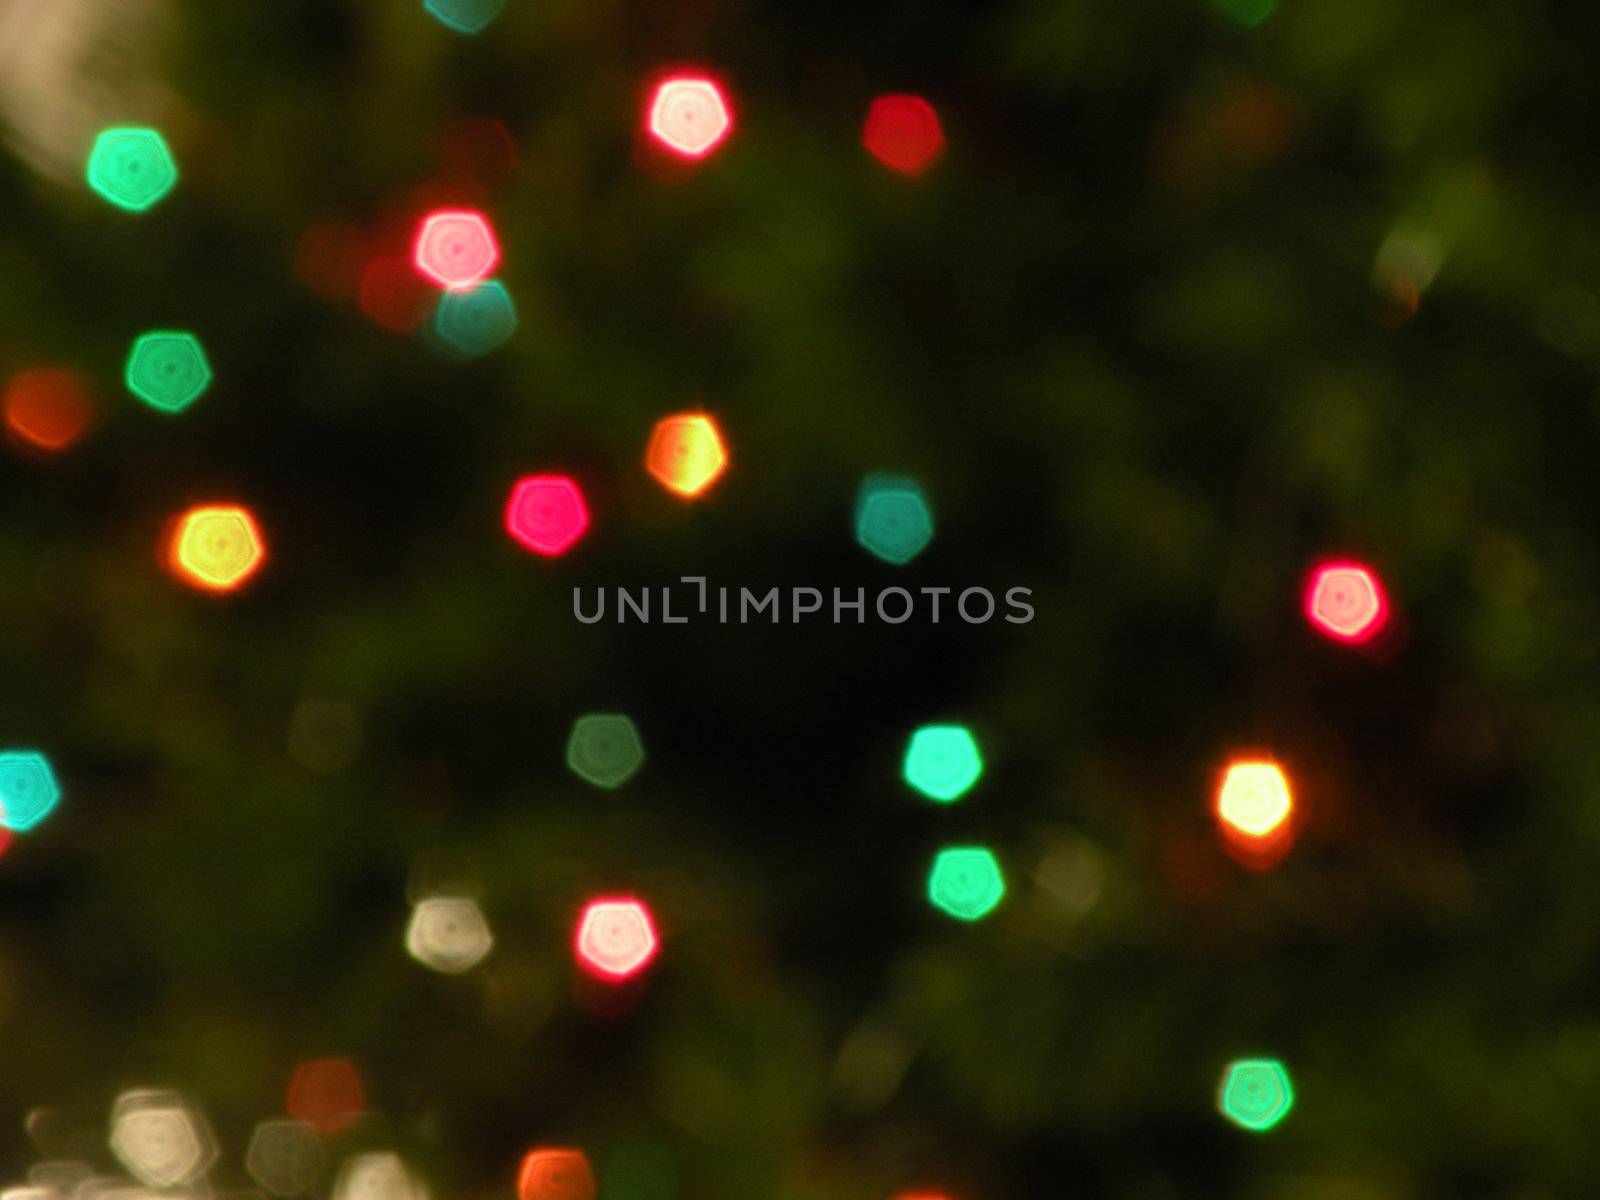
285 1057 365 1134
3 369 95 453
646 75 733 159
862 95 946 176
413 209 500 291
517 1148 596 1200
574 897 658 981
504 475 590 557
360 255 436 333
1304 560 1389 644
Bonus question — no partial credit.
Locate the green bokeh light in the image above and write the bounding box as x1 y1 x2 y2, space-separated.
125 331 213 414
566 714 646 789
903 724 983 802
854 474 934 565
86 128 178 212
432 280 518 358
424 0 506 34
1217 1059 1294 1132
0 750 61 832
927 846 1005 921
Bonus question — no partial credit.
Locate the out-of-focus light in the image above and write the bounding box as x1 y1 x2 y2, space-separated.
566 714 646 789
406 895 494 974
413 209 500 291
575 898 658 980
333 1153 420 1200
424 0 505 34
855 475 934 565
517 1148 597 1200
1304 560 1389 644
86 127 177 212
285 1058 365 1134
927 847 1005 921
246 1119 324 1198
361 255 436 333
504 474 590 557
647 76 733 159
4 369 94 453
902 725 983 803
862 96 946 176
1215 761 1292 839
646 413 727 497
125 331 212 414
0 750 61 832
433 279 518 357
108 1090 215 1190
1212 0 1279 26
168 504 267 593
1217 1058 1294 1131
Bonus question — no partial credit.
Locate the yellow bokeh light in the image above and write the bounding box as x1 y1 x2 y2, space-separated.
1215 761 1292 839
169 505 267 593
646 413 727 498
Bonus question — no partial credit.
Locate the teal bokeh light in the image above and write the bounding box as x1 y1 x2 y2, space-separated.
1217 1059 1294 1131
424 0 506 34
566 714 646 789
125 331 212 414
854 474 935 565
903 724 983 802
927 846 1005 921
0 750 61 832
432 280 518 358
86 127 178 212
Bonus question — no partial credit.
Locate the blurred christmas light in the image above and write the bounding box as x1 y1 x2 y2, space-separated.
333 1153 421 1200
862 95 946 175
361 255 436 333
517 1148 597 1200
504 474 590 557
855 475 934 565
108 1090 216 1189
3 368 94 453
86 127 177 212
902 725 983 802
285 1058 365 1134
1215 761 1292 839
406 895 494 974
646 413 727 497
413 209 500 291
566 713 646 789
575 897 658 980
125 331 212 414
424 0 505 35
432 279 517 357
927 847 1005 921
646 76 733 159
1304 560 1389 644
1216 1058 1294 1131
0 750 60 833
246 1119 324 1198
168 504 267 593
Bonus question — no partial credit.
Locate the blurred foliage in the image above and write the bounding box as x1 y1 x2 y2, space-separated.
5 0 1600 1196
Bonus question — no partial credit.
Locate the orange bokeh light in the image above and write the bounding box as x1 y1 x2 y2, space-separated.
285 1057 365 1134
646 413 727 498
4 369 94 453
167 505 267 593
517 1148 596 1200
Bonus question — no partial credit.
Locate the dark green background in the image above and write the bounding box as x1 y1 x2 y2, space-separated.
5 0 1600 1195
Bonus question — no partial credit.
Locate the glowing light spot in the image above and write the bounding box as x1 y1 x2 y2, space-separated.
433 279 518 357
1217 1058 1294 1131
406 895 494 974
86 127 177 212
413 209 500 291
927 846 1005 921
855 475 934 565
646 413 727 497
862 95 946 176
333 1153 421 1200
504 474 590 557
125 331 212 414
518 1148 597 1200
109 1090 216 1189
575 898 658 980
246 1119 324 1198
4 369 94 453
1305 560 1389 644
0 751 61 832
647 76 733 159
902 725 983 803
285 1058 365 1134
566 714 646 789
424 0 505 34
168 505 267 593
1216 761 1292 840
